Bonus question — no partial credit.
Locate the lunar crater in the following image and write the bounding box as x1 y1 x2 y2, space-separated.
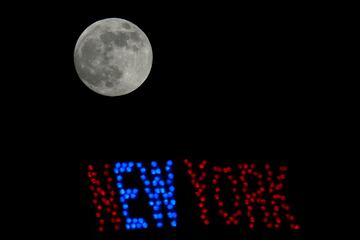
122 22 131 29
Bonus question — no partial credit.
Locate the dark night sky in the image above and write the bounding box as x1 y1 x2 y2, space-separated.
3 2 320 239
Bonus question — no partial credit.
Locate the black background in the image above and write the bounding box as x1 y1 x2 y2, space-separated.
3 1 318 239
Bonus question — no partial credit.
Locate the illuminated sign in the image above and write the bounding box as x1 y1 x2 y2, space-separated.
84 159 300 235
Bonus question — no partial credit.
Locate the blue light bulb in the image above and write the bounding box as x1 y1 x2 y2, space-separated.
126 167 132 172
115 163 121 168
131 223 136 229
117 175 122 181
133 218 138 223
126 218 132 224
165 166 171 171
139 218 144 224
151 161 157 167
117 183 122 188
123 211 128 216
126 224 130 230
157 222 163 228
140 168 146 173
169 186 175 192
168 212 177 218
120 189 125 195
156 168 161 174
129 162 134 168
167 160 173 166
123 204 129 209
137 162 143 168
171 221 177 227
143 223 148 228
168 173 174 179
159 180 165 186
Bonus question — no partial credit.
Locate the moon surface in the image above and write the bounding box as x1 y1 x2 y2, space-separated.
74 18 153 96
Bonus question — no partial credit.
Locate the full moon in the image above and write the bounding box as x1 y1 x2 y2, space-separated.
74 18 153 96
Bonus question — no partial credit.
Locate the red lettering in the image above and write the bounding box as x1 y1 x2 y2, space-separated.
185 160 300 230
212 165 242 225
87 164 122 232
184 159 210 225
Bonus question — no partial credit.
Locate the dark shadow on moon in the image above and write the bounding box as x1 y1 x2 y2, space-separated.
99 30 142 52
100 31 130 48
129 31 141 42
81 39 100 65
122 22 131 29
